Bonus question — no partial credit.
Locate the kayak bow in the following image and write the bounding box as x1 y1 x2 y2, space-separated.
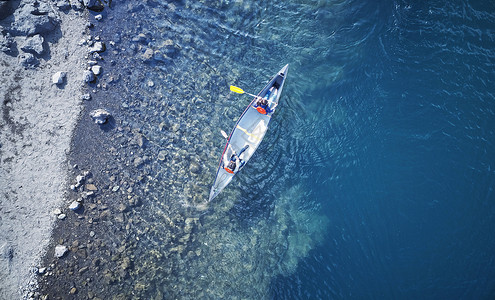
209 64 289 201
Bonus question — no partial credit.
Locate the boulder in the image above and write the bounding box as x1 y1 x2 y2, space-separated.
20 34 44 55
82 69 95 83
9 1 60 36
90 108 111 124
52 71 66 85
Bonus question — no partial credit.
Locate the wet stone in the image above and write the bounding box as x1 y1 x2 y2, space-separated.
91 65 102 76
142 48 154 61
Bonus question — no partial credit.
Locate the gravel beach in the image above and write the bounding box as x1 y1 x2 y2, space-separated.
0 1 89 298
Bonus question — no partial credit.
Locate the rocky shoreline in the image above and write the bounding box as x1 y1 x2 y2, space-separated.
2 1 329 299
0 1 111 298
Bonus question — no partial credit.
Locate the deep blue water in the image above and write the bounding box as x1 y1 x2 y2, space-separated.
270 1 495 299
92 0 495 298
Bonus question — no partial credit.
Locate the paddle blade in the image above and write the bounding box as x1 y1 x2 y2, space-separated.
230 85 245 94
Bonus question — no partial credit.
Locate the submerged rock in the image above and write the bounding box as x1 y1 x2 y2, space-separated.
20 34 44 55
90 109 111 124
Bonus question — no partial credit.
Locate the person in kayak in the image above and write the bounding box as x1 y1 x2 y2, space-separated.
224 145 249 174
254 97 273 115
254 86 278 115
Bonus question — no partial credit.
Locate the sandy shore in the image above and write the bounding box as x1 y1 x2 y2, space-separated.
0 1 89 298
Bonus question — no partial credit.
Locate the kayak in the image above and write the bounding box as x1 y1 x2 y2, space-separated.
209 64 289 201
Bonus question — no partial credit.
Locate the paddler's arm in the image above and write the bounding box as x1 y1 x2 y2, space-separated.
233 156 241 173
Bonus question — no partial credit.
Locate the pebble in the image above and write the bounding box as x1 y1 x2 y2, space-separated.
37 267 46 275
94 14 103 21
54 245 68 258
52 208 62 215
90 109 111 125
69 201 81 211
89 231 95 237
81 93 91 101
58 214 66 220
112 186 120 192
51 71 66 85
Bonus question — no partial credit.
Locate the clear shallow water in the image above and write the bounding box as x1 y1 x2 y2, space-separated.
86 0 494 298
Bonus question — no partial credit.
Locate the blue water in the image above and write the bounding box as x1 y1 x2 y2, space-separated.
91 0 495 298
269 1 495 298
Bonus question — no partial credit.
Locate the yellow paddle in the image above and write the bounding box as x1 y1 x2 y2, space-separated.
230 85 258 98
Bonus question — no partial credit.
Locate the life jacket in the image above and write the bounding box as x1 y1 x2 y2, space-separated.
225 160 236 174
256 106 267 114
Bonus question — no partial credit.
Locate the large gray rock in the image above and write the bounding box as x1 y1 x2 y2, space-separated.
9 1 60 36
88 41 105 53
20 34 44 55
90 108 111 124
52 71 66 85
82 69 95 83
